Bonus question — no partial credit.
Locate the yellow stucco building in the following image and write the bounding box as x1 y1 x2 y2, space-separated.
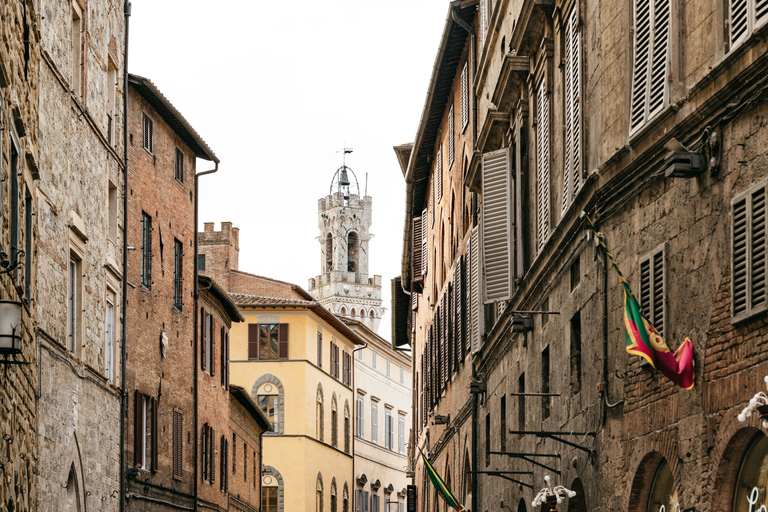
228 291 365 512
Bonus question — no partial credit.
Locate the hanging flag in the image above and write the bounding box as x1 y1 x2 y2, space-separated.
581 212 695 389
419 448 466 511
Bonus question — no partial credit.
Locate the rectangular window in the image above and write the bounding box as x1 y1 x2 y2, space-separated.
201 424 215 483
571 312 582 394
24 188 32 300
500 394 506 452
732 183 767 321
68 254 82 354
244 444 247 481
173 409 183 479
71 2 82 97
262 487 278 511
233 432 237 474
364 491 370 512
107 63 117 145
542 346 550 419
221 328 229 388
730 0 768 50
356 396 364 437
536 79 550 251
134 392 157 472
202 312 213 373
400 367 405 385
174 239 183 309
317 331 323 367
461 63 469 131
448 105 455 168
640 245 666 335
108 181 118 241
372 494 380 512
398 415 405 454
385 410 393 450
142 113 153 154
629 0 671 135
10 137 19 278
371 403 378 443
372 351 377 369
198 254 206 271
141 212 151 288
175 148 184 183
343 351 351 386
562 3 582 212
258 395 279 432
485 412 490 466
220 435 228 491
386 359 391 377
518 373 525 436
358 349 363 361
248 323 288 360
105 290 116 382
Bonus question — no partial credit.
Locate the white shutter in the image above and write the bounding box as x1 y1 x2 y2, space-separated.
421 209 428 277
465 237 473 354
730 0 750 48
757 0 768 28
630 0 652 133
430 180 435 227
412 215 423 279
437 146 443 203
482 148 513 302
563 5 581 213
469 228 485 352
536 80 550 251
448 106 455 168
479 0 488 54
461 63 469 130
630 0 670 135
648 0 670 119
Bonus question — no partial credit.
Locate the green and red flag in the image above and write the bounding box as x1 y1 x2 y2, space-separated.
581 212 695 389
419 448 466 511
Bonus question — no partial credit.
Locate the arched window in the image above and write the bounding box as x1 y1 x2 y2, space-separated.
252 374 285 434
331 394 338 448
331 478 338 512
462 452 472 508
567 478 586 512
647 459 678 512
344 401 351 453
343 482 350 512
351 308 357 317
317 384 325 441
262 465 284 512
326 234 333 272
733 433 768 511
347 232 359 272
341 307 347 315
317 472 324 512
369 310 375 318
517 499 527 512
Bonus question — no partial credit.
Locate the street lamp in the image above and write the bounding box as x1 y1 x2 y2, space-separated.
0 300 22 356
531 475 576 511
737 376 768 428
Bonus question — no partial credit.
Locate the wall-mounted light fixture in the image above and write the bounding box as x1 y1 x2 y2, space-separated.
0 300 22 357
663 139 706 178
532 475 576 510
433 414 450 425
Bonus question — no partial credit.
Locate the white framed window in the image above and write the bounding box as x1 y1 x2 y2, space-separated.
105 289 116 382
371 403 378 444
729 0 768 51
356 396 364 437
398 415 405 454
536 79 551 252
386 359 391 377
384 410 393 450
371 351 377 370
562 3 582 213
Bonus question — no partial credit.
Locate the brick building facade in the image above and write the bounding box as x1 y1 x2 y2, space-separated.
398 0 768 511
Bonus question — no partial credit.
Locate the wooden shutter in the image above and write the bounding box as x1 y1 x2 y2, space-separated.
426 327 432 409
536 80 550 251
201 309 207 370
454 257 465 364
278 323 289 359
330 342 336 377
732 185 767 320
630 0 669 134
342 350 348 384
210 317 216 376
448 106 455 167
448 282 456 374
248 324 258 360
461 63 469 130
731 0 750 47
441 294 448 387
134 390 142 466
469 228 485 353
563 5 582 213
225 332 230 388
334 344 340 379
173 409 182 479
346 352 352 386
482 148 513 302
437 146 443 203
201 424 207 481
640 245 666 337
422 209 428 276
318 332 323 367
151 397 158 472
210 427 215 484
412 214 423 280
648 0 670 118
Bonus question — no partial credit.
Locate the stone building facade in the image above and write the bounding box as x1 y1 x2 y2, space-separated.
123 74 218 510
308 165 384 333
35 0 126 509
399 0 768 511
0 0 40 510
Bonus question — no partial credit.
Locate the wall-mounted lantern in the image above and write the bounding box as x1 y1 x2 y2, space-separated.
0 300 22 356
663 138 706 178
532 475 576 511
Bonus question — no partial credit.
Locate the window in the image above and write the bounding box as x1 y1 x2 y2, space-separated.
398 415 405 454
481 148 513 302
262 486 279 512
24 188 32 300
220 328 229 388
201 310 213 374
71 2 83 97
141 212 151 288
243 444 247 481
173 409 183 479
371 494 380 512
485 412 490 466
343 351 352 387
461 63 469 130
174 239 183 309
371 403 378 443
436 145 443 203
562 3 582 213
448 105 455 168
733 434 768 511
729 0 768 50
317 474 324 512
358 349 363 361
107 62 117 145
372 351 377 370
175 148 184 183
479 0 488 53
500 395 506 452
201 423 215 483
108 180 118 240
348 232 359 272
385 409 394 450
331 341 340 378
326 233 333 272
733 183 767 322
571 254 581 291
356 396 364 437
317 387 325 441
640 245 666 335
629 0 671 135
344 404 351 453
105 290 116 382
332 399 338 448
258 395 279 432
248 323 288 360
571 312 582 394
647 459 678 511
10 136 19 279
142 113 153 153
400 367 405 385
318 331 323 367
198 254 205 271
134 391 157 472
386 359 391 377
220 435 228 492
68 253 82 354
233 432 237 475
518 373 525 436
542 347 550 419
536 79 551 251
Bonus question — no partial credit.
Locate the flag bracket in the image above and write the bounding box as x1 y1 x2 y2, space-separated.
508 430 596 459
470 471 534 489
489 451 560 474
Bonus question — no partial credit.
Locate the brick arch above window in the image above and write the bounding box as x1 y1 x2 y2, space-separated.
251 374 285 435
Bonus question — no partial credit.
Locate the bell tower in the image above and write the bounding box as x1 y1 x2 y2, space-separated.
308 152 384 332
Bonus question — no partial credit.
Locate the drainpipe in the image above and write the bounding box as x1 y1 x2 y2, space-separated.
471 368 478 512
119 3 131 511
194 162 218 511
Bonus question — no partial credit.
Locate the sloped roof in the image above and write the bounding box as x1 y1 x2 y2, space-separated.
230 294 317 307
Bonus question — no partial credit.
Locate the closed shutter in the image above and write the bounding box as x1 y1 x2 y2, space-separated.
220 327 226 386
151 397 158 472
465 237 473 354
342 350 348 383
134 390 142 466
173 409 182 479
563 5 582 213
278 323 289 359
732 184 768 320
461 63 469 130
448 106 455 168
318 332 323 367
441 293 448 387
225 332 230 388
470 228 485 352
482 148 513 301
427 327 433 409
210 317 215 377
430 180 435 227
422 209 428 276
630 0 670 135
412 215 423 280
479 0 488 53
201 424 208 482
335 344 340 378
639 245 666 337
437 146 443 203
248 324 258 360
210 427 215 484
201 309 207 370
330 342 336 377
536 80 550 251
454 257 464 364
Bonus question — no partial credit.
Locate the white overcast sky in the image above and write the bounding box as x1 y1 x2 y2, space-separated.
129 1 449 340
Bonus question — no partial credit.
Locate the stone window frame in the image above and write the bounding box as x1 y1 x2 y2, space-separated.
251 374 285 435
68 226 86 357
104 268 120 382
262 465 285 512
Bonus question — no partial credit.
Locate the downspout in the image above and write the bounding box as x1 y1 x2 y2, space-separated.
120 3 131 511
194 162 219 511
471 368 478 512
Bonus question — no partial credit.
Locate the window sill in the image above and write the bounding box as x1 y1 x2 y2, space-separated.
628 104 678 147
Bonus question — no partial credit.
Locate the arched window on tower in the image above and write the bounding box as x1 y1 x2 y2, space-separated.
326 233 333 272
347 232 358 272
351 308 356 317
369 310 375 319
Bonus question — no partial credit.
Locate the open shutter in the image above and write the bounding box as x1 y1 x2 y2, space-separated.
482 148 513 302
448 282 456 374
427 327 433 409
441 294 448 387
210 427 215 484
278 323 289 359
630 0 651 133
134 391 142 466
648 0 670 119
454 258 464 365
173 410 182 479
210 318 216 377
448 106 455 167
225 332 230 388
469 228 485 353
342 351 348 384
151 397 159 473
731 0 750 47
461 63 469 129
422 209 428 276
536 81 550 251
479 0 488 53
437 146 443 203
412 215 423 281
630 0 669 134
201 424 208 481
248 324 258 360
330 342 336 377
201 309 207 370
752 187 767 312
563 5 582 213
335 344 340 379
